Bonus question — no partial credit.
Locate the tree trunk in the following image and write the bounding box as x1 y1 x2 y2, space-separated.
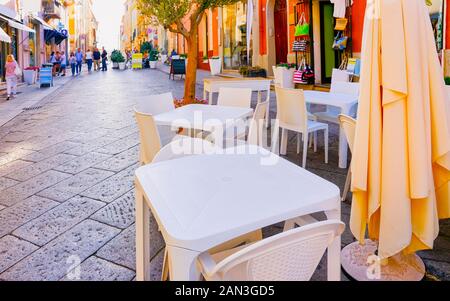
184 25 199 103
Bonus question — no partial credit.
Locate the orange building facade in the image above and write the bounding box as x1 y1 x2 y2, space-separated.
160 0 448 82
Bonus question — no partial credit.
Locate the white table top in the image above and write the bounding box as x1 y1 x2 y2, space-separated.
304 90 359 108
153 104 253 132
135 146 340 251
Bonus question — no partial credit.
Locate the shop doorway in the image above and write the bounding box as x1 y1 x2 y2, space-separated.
319 1 337 83
274 0 288 64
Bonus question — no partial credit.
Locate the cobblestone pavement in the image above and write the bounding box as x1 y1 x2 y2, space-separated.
0 68 448 281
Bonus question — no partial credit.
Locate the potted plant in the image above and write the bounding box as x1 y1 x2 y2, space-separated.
209 56 222 75
239 66 266 78
275 63 296 88
24 66 39 85
149 49 159 69
117 52 126 70
202 55 209 63
110 50 122 69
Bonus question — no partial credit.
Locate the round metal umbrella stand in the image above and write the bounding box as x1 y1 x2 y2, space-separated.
341 240 425 281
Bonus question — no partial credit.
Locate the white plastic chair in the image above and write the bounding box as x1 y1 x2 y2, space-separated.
217 87 252 108
275 87 329 168
338 114 356 202
313 82 360 124
135 92 179 146
134 110 162 165
197 220 345 281
239 101 268 146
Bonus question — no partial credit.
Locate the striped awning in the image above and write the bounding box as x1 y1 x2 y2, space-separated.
0 26 11 43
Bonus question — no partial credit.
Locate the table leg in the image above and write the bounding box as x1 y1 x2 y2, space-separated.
135 182 151 281
209 92 213 105
167 245 202 281
325 207 342 281
338 107 351 169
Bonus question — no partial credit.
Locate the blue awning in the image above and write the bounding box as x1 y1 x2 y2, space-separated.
44 29 67 45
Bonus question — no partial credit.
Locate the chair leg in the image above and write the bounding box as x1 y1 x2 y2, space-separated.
297 133 301 154
324 127 329 164
342 170 351 202
161 248 170 281
302 132 308 169
314 132 318 153
280 128 288 155
309 133 314 148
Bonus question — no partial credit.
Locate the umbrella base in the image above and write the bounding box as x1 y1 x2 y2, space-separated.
341 240 425 281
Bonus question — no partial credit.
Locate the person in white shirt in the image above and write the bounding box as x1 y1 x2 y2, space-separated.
86 49 93 73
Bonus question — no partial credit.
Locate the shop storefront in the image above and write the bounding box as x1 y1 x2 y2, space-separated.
222 1 252 70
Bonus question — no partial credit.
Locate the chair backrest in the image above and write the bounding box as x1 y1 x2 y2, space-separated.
134 109 162 165
331 68 350 83
217 87 252 108
135 92 174 115
207 220 344 281
247 101 269 146
275 87 308 132
152 137 218 163
338 114 356 154
330 82 360 96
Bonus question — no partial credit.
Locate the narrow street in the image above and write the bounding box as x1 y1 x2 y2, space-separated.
0 68 448 281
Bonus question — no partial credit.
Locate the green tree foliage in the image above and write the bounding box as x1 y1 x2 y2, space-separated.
138 0 240 101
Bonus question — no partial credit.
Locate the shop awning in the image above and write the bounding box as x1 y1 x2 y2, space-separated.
31 15 54 30
0 26 11 43
44 29 67 45
0 15 35 33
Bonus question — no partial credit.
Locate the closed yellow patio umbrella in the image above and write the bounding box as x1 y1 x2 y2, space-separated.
343 0 450 280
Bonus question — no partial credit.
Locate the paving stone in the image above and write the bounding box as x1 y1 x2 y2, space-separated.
21 141 82 163
0 160 33 177
61 256 135 281
423 259 450 281
0 205 5 211
35 187 76 203
0 220 120 281
80 163 137 203
95 133 139 155
0 170 72 207
94 146 139 172
0 177 19 191
0 236 38 274
150 249 164 281
97 217 164 271
64 136 119 156
90 190 135 229
50 168 114 195
0 149 34 165
0 196 59 238
53 152 112 174
6 153 77 182
13 196 105 246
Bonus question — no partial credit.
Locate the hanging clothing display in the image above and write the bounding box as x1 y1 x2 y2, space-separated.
330 0 353 18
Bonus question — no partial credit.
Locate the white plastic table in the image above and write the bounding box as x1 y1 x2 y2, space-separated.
303 90 358 169
154 104 253 145
135 146 341 281
203 77 272 127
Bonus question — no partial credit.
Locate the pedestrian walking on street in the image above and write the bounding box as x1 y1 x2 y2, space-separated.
69 52 77 77
5 55 19 101
101 47 108 71
93 47 101 71
60 51 67 77
75 48 83 75
86 49 93 73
